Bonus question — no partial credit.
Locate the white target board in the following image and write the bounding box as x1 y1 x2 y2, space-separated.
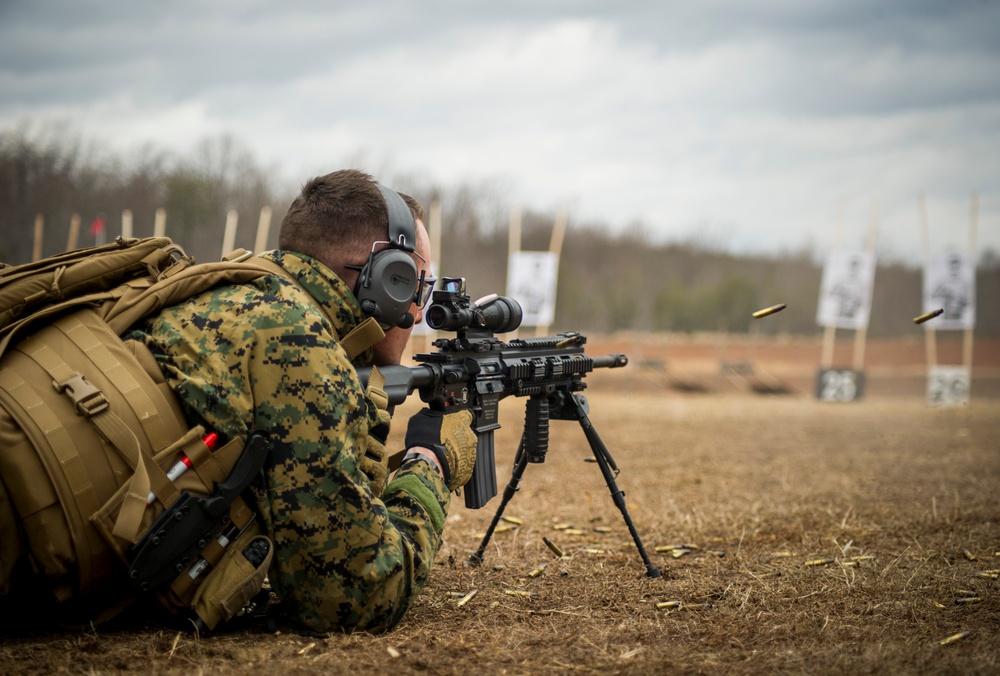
923 253 976 330
816 251 876 330
927 365 970 407
507 251 559 327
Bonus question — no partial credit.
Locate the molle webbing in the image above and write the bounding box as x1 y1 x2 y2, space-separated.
0 309 190 602
0 237 283 625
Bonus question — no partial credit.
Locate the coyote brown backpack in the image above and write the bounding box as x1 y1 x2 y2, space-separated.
0 236 282 629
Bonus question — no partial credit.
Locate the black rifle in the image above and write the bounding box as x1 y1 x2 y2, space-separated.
362 278 661 577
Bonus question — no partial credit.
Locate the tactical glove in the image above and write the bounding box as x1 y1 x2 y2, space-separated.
359 369 392 496
404 409 477 491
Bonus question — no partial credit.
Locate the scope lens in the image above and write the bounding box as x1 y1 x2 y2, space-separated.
424 304 454 330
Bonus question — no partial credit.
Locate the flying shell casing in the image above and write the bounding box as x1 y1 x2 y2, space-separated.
501 516 523 525
913 308 944 324
656 600 682 609
752 303 787 319
954 597 982 605
555 335 584 349
543 536 565 558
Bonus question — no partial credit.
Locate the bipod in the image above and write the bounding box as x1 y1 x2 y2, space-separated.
468 391 661 578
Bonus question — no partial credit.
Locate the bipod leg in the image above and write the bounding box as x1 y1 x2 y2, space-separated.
468 431 530 567
571 394 661 578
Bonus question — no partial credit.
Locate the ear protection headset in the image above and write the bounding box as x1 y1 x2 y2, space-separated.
354 184 426 330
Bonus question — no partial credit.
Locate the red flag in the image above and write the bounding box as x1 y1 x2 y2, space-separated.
89 216 106 236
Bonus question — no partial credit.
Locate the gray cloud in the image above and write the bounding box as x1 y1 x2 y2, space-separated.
1 0 997 261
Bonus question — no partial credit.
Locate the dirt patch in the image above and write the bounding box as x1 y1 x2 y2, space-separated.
3 337 999 674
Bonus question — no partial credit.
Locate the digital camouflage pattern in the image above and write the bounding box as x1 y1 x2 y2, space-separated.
126 250 451 633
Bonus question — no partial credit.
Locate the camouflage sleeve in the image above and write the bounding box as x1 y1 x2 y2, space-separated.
245 321 451 634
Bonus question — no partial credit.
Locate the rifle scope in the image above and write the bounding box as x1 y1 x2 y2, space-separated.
424 277 523 334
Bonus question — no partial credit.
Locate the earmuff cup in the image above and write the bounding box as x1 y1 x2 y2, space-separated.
354 184 422 329
357 248 420 329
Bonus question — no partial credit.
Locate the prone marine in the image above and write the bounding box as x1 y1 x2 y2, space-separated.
0 169 478 634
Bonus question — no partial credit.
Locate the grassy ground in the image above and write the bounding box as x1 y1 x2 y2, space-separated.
2 389 998 674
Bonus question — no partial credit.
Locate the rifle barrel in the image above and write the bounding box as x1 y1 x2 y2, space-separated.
591 353 628 369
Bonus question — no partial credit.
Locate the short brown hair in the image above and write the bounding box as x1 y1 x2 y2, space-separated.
278 169 423 265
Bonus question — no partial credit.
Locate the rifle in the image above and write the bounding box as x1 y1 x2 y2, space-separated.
361 277 661 577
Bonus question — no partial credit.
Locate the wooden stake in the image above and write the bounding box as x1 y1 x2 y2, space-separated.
821 326 835 369
964 191 978 371
66 213 80 251
154 208 167 238
429 199 443 275
919 194 936 367
411 198 444 355
508 205 522 259
32 214 44 261
254 205 272 254
852 201 877 372
548 206 567 258
537 207 568 337
820 201 845 369
221 209 239 258
121 209 133 240
507 205 522 340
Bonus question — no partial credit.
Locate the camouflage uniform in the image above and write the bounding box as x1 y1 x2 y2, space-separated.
126 250 450 633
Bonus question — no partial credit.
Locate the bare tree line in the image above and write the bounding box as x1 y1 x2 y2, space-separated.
2 124 996 337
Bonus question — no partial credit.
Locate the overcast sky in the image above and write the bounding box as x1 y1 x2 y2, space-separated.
2 0 997 262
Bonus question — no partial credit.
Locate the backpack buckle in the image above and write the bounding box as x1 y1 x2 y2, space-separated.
156 245 196 281
53 373 110 416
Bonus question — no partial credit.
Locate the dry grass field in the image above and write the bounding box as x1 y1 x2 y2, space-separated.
2 335 999 674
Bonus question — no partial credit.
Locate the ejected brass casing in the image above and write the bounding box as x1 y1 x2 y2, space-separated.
938 631 971 646
914 308 944 324
456 589 478 607
543 536 565 558
752 303 787 319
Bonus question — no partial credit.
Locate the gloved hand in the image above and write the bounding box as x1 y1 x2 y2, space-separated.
404 409 477 491
359 370 392 496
